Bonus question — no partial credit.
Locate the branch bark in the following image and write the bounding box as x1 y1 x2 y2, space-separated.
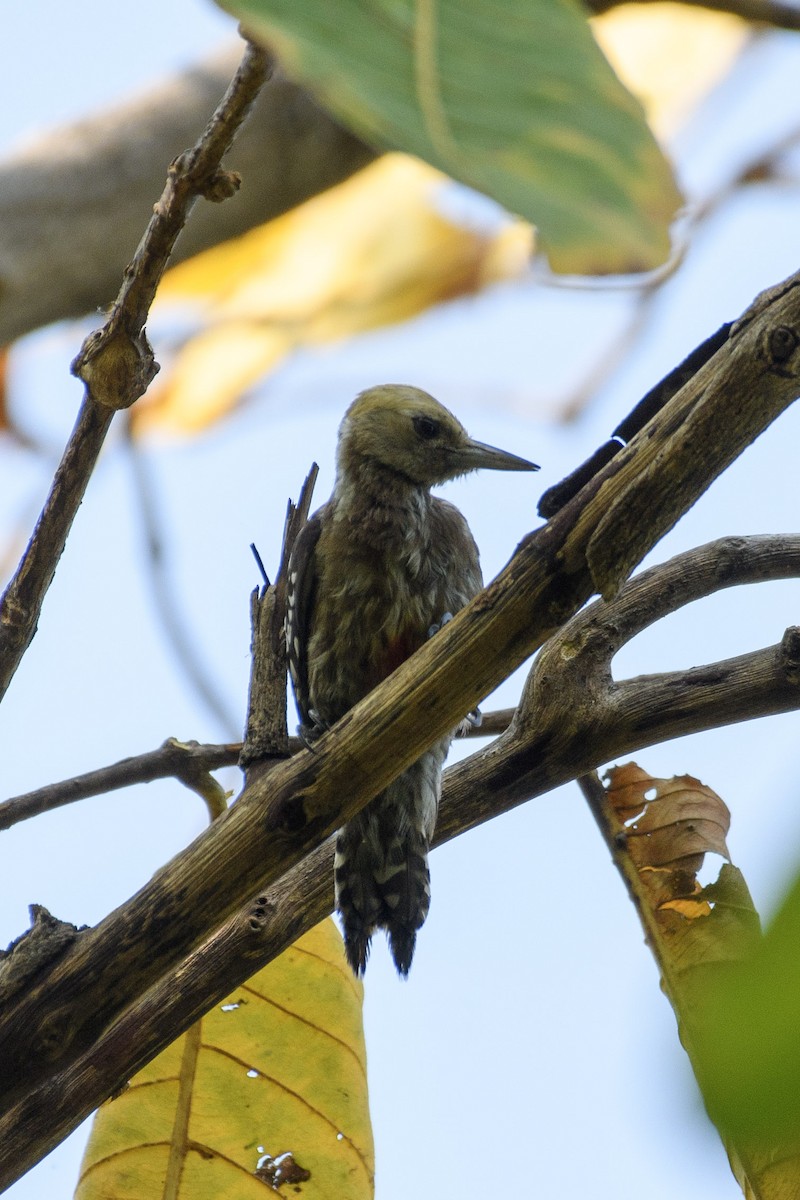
0 739 243 832
0 44 376 346
4 533 800 1185
0 39 272 706
1 270 800 1184
587 0 800 29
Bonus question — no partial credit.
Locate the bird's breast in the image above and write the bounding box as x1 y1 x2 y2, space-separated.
307 558 439 721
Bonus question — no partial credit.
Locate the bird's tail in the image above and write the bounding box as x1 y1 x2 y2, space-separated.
334 745 446 976
335 820 431 976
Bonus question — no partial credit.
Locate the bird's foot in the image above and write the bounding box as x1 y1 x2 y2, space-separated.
427 611 454 639
298 709 329 751
456 707 482 737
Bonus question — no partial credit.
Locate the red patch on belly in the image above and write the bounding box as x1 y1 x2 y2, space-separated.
372 629 424 684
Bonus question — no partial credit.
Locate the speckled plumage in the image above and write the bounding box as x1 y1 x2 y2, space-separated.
286 385 537 975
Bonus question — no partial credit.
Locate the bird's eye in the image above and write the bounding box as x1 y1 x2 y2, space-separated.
413 415 440 440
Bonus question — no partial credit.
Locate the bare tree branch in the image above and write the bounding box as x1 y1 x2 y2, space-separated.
0 39 272 706
0 739 242 832
0 709 510 833
538 111 800 426
586 0 800 30
3 532 800 1182
442 536 800 834
0 44 376 346
241 464 318 774
124 420 243 739
1 270 800 1185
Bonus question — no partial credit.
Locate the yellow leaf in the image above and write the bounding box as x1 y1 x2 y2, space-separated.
134 155 531 436
593 3 747 140
74 919 374 1199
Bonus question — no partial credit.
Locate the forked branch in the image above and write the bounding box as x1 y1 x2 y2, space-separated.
1 265 800 1184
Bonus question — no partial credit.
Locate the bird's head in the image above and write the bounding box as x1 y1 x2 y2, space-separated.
336 384 538 487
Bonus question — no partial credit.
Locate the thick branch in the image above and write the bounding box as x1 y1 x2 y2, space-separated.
0 40 271 706
1 272 799 1181
443 536 800 833
0 45 376 346
5 533 800 1184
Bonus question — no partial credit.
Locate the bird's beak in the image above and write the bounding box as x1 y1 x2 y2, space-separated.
455 439 539 473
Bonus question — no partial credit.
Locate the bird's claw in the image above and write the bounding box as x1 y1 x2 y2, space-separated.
427 612 454 639
456 707 482 737
298 709 329 751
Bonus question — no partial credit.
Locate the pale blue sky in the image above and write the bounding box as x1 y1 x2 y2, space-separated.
2 5 800 1199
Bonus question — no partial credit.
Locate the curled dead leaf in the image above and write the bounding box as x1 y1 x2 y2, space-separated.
603 763 755 953
606 762 730 871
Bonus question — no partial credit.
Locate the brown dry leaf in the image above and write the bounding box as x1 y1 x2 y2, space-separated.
607 762 730 871
600 764 800 1197
593 3 747 140
603 763 757 968
134 154 532 437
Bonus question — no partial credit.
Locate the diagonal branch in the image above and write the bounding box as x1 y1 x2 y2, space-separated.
4 533 800 1184
0 708 511 833
1 270 800 1185
442 536 800 833
0 39 272 707
0 45 375 346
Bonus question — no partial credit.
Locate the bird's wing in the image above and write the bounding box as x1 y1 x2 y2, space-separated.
285 509 324 728
430 497 484 604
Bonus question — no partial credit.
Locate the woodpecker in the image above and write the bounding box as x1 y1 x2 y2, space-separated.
286 385 537 976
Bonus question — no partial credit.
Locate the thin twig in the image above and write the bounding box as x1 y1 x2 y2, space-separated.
587 0 800 31
0 38 272 708
124 420 242 740
551 96 800 425
240 464 319 772
0 740 241 832
0 46 375 347
0 705 513 833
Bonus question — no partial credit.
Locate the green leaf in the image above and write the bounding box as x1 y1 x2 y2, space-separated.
695 867 800 1150
218 0 682 274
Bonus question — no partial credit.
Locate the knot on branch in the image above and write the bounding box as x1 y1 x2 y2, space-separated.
200 168 242 203
244 893 278 937
34 1005 79 1063
768 324 799 367
760 322 800 378
71 325 158 410
267 793 312 835
780 626 800 682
